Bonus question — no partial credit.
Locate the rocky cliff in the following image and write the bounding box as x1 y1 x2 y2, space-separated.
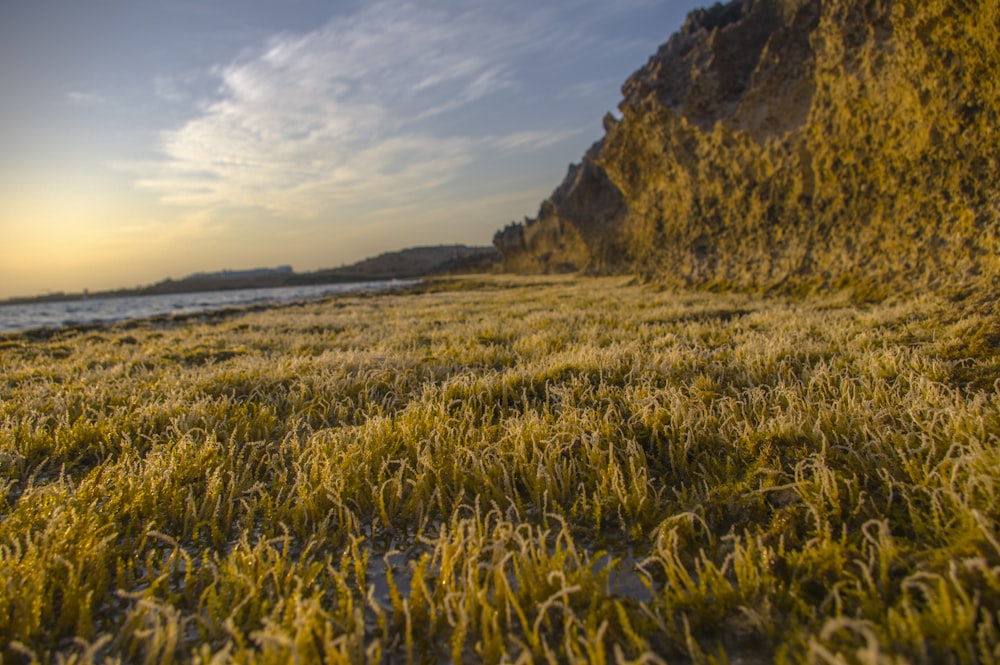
494 0 1000 298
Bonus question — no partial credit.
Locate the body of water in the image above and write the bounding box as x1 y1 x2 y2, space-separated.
0 281 415 333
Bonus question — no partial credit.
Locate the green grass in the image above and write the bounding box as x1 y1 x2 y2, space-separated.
1 275 999 663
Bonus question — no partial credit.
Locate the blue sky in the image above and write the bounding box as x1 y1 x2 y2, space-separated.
0 0 704 298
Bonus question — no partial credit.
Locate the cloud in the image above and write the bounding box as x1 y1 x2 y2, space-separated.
557 79 620 100
487 129 589 152
134 0 587 220
66 91 106 106
153 72 208 105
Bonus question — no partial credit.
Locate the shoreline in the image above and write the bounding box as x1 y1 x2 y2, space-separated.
0 278 419 337
0 272 402 307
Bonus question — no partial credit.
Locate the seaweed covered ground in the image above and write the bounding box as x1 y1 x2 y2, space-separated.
1 275 999 663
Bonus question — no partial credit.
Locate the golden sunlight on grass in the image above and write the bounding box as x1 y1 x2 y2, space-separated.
1 275 998 663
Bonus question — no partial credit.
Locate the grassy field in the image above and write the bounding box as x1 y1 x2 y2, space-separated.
1 275 999 664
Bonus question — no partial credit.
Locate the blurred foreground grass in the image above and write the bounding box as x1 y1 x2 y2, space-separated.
1 275 999 663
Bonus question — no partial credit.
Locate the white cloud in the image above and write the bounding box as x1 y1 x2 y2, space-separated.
487 128 589 152
557 79 619 100
66 91 106 106
134 0 586 221
152 71 211 105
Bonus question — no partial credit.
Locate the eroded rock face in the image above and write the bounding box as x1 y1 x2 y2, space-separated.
496 0 1000 297
624 0 815 139
493 140 621 274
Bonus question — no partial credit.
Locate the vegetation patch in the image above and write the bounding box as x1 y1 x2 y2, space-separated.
1 275 998 663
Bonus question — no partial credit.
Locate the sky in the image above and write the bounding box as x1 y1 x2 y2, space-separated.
0 0 704 299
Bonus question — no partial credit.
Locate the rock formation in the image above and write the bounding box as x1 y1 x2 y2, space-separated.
494 0 1000 298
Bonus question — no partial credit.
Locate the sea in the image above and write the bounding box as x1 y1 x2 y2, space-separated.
0 280 415 334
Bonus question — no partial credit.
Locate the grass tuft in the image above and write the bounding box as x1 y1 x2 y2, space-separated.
1 275 998 662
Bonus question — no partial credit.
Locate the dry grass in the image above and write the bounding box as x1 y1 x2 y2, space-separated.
1 274 998 663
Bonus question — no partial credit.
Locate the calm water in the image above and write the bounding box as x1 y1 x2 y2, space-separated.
0 281 415 333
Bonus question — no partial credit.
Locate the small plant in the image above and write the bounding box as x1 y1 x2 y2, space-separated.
1 275 998 662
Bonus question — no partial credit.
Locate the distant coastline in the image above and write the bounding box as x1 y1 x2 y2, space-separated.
0 280 418 334
2 244 498 306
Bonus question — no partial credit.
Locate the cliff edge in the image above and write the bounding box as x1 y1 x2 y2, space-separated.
494 0 1000 298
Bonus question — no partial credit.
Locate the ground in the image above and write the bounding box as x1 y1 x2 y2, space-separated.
1 275 999 663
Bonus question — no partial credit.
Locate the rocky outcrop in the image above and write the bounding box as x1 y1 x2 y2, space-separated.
492 140 616 274
495 0 1000 297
